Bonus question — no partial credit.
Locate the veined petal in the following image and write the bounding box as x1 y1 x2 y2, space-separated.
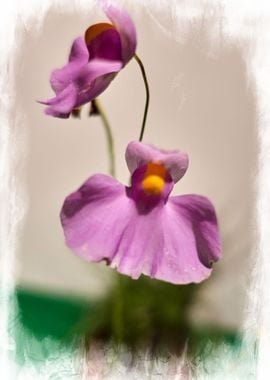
116 194 220 284
50 37 89 94
61 174 133 263
75 58 122 88
61 173 220 284
102 2 137 65
126 141 189 183
48 59 122 115
76 73 116 107
75 59 122 106
168 194 221 265
61 173 162 278
39 83 77 118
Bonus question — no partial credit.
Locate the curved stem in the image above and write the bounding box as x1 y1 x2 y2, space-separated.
94 98 116 177
134 54 150 142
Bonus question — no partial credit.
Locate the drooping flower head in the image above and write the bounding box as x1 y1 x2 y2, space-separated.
61 142 221 284
40 3 136 118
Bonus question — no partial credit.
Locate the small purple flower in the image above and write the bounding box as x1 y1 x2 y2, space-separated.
61 142 221 285
40 3 136 118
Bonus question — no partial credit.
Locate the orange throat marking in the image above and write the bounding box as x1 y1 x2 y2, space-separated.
142 163 166 195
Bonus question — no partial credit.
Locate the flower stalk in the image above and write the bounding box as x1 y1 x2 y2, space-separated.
134 54 150 142
93 98 116 177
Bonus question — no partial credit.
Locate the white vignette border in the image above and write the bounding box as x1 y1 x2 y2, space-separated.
0 0 270 378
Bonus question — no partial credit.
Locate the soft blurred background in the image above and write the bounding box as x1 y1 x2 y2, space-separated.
12 0 257 364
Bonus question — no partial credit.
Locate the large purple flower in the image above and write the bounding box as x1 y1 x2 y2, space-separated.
61 142 221 284
40 3 136 118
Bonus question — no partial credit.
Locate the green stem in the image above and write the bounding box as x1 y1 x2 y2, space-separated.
134 54 150 142
112 274 124 344
92 99 123 343
94 98 116 177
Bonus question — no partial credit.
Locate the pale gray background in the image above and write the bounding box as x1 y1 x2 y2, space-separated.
15 2 257 330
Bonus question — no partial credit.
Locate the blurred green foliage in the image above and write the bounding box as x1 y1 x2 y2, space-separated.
84 274 197 353
15 276 240 362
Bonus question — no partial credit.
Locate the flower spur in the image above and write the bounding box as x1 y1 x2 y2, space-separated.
61 141 221 284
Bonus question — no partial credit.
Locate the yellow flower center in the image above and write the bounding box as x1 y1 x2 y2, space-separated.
142 163 166 195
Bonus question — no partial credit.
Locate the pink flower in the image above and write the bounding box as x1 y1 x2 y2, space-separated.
61 142 221 285
40 3 136 118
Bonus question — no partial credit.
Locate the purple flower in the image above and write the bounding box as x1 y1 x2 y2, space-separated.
61 142 221 285
40 3 136 118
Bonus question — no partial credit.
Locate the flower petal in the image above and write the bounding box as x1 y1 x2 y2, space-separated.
116 194 220 284
102 2 137 65
61 174 168 279
166 194 221 271
61 174 133 263
75 59 122 106
74 58 122 88
50 37 89 94
68 36 90 64
126 141 189 183
40 83 77 118
61 173 220 284
42 59 122 117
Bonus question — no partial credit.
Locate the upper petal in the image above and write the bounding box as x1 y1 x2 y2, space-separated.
126 141 189 183
102 2 137 65
50 37 89 94
68 36 89 64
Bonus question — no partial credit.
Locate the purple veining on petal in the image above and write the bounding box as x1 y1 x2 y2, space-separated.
61 174 133 264
168 195 221 266
61 172 218 284
126 141 189 183
116 202 214 283
72 59 121 111
76 73 116 107
74 59 121 93
61 142 221 285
